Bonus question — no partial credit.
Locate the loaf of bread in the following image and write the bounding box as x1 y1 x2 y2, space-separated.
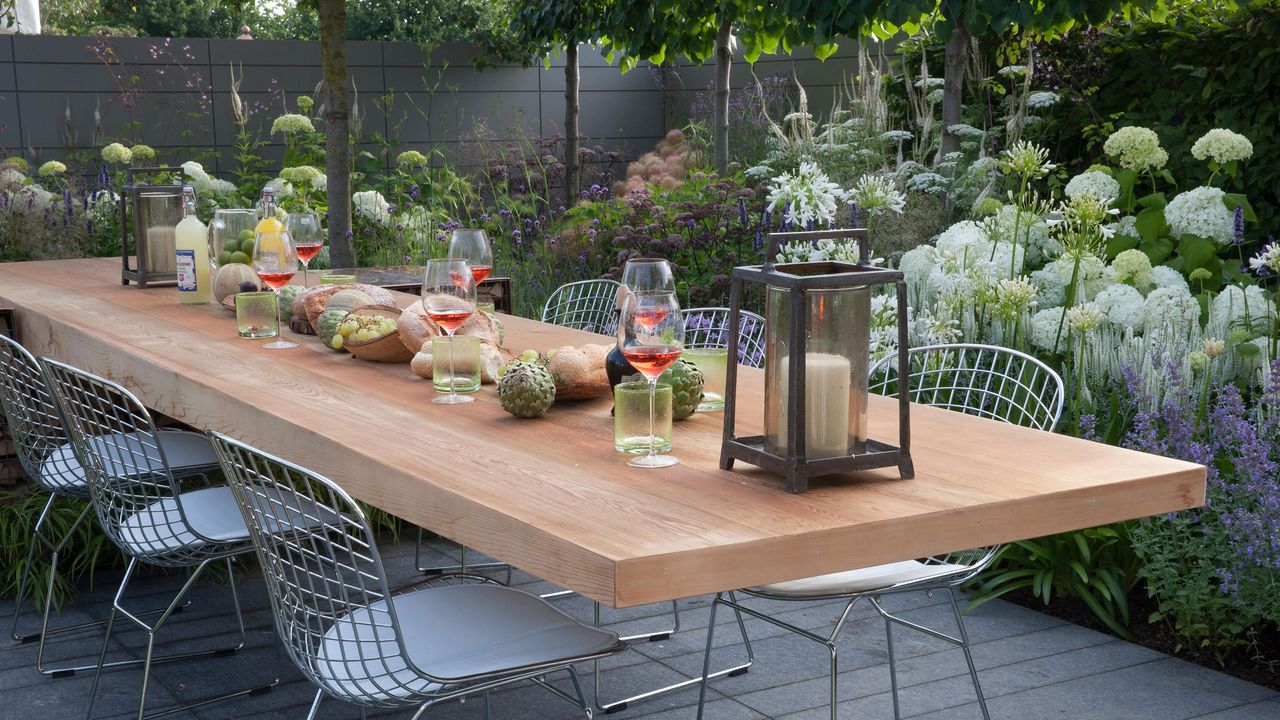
409 338 512 384
293 284 397 331
397 297 502 354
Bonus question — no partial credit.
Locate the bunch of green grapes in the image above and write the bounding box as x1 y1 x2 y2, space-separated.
329 315 397 349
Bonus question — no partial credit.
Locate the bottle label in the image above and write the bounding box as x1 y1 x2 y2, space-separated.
176 249 197 292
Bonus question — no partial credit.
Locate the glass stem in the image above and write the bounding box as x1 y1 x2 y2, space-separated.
448 333 457 400
647 378 657 461
273 289 282 336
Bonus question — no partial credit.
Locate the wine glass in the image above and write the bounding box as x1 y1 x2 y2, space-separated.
286 213 323 287
423 258 476 405
448 229 493 286
621 257 675 293
252 219 298 350
619 290 685 468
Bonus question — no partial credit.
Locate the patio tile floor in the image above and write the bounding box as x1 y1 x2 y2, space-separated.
2 535 1276 720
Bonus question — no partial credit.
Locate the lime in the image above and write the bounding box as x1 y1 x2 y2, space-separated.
229 251 250 265
240 238 256 254
217 250 232 266
238 229 255 242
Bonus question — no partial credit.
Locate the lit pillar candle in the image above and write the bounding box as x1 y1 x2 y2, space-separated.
777 352 852 459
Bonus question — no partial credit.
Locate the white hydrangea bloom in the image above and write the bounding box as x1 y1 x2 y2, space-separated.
983 205 1058 266
1190 128 1253 164
935 221 988 258
1094 284 1146 333
1064 171 1120 204
1110 249 1155 292
12 184 57 213
1165 186 1234 245
353 189 391 225
1142 287 1201 333
0 166 25 187
263 177 295 199
1104 215 1139 239
1030 307 1068 352
311 174 327 193
1033 254 1109 304
182 161 212 185
1209 284 1273 335
1103 126 1168 172
1151 265 1189 293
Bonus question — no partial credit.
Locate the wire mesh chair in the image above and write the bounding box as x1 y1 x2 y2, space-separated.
207 431 627 720
682 307 767 369
698 343 1065 720
1 335 218 677
540 279 622 335
38 358 278 720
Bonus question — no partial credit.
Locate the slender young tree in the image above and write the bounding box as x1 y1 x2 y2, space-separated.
315 0 353 267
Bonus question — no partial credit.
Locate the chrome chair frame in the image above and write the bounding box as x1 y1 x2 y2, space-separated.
39 359 277 720
539 278 622 335
1 335 205 677
698 343 1065 720
207 430 628 720
682 307 767 369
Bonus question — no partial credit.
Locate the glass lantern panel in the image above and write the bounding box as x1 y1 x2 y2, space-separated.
135 191 182 273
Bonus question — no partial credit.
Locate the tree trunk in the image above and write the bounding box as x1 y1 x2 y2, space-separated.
940 20 969 158
318 0 353 268
713 18 732 172
564 42 580 207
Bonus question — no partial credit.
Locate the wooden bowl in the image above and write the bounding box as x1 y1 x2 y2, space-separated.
554 381 612 401
344 305 415 363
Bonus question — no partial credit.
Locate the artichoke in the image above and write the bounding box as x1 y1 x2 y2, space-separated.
659 359 704 420
498 361 556 418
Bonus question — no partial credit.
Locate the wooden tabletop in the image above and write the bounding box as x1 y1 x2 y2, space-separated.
0 258 1206 608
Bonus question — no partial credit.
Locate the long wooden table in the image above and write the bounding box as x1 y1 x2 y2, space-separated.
1 258 1206 608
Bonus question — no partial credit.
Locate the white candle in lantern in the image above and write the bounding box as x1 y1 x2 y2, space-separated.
777 352 852 459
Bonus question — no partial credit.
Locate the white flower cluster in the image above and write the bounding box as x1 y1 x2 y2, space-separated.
181 161 238 196
1103 126 1168 172
353 189 392 225
905 172 949 195
1209 284 1273 336
776 237 866 265
880 130 913 143
1027 91 1060 109
1249 242 1280 275
983 205 1058 267
946 124 986 139
766 161 845 228
1103 215 1139 240
1190 128 1253 165
1165 186 1234 245
1064 171 1120 204
846 173 906 217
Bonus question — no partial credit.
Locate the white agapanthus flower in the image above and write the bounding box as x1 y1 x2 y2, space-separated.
1066 303 1106 333
1165 186 1234 245
1027 91 1060 109
984 205 1058 267
766 161 845 228
846 173 906 216
1190 128 1253 165
993 276 1038 319
1001 140 1055 178
1248 241 1280 275
1151 265 1190 293
1142 286 1201 333
911 307 961 346
776 237 873 265
1103 126 1168 172
1030 307 1068 352
1064 170 1120 204
1094 284 1146 333
1209 284 1273 334
353 189 392 225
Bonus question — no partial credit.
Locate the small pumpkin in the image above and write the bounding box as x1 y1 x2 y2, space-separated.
212 263 259 303
317 309 351 352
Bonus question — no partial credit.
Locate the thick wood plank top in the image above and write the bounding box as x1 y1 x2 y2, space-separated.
1 258 1206 607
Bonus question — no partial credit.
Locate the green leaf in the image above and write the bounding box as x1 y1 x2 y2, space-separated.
1106 235 1139 259
1135 192 1167 210
1237 342 1261 358
1221 193 1257 222
1176 234 1218 269
1139 236 1174 265
1134 207 1168 243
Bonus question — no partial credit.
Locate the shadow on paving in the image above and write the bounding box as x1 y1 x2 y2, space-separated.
1 536 1276 720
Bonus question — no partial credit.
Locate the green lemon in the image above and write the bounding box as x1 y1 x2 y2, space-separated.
229 251 250 265
240 237 257 254
238 229 255 242
217 250 232 265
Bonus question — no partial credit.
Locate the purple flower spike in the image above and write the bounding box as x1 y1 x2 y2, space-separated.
1233 205 1245 245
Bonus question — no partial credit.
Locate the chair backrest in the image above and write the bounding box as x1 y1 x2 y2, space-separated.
682 307 767 369
206 430 413 703
869 343 1065 431
38 358 204 564
540 279 621 335
0 334 84 496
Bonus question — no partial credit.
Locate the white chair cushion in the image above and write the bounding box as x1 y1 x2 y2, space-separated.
314 583 621 702
753 559 970 598
39 430 218 491
118 486 250 556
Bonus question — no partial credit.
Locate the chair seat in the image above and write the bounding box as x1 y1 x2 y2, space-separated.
38 429 219 492
753 559 970 598
118 486 251 556
315 583 622 701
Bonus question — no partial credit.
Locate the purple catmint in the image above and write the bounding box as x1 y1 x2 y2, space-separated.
738 197 748 227
1233 205 1245 244
848 203 860 228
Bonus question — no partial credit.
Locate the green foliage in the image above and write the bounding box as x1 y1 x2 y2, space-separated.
967 524 1143 640
1046 4 1280 238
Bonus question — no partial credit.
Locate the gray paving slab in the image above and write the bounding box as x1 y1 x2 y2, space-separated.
1 536 1274 720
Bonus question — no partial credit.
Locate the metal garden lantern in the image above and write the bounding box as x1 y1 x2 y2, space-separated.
121 167 186 288
720 228 913 493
